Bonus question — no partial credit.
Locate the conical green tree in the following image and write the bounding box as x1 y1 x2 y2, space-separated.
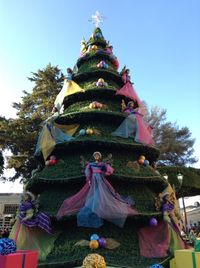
26 28 175 267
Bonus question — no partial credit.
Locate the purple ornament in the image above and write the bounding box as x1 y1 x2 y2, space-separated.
98 237 107 248
149 217 158 227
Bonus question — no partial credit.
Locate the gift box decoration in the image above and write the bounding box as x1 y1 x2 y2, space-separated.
170 258 176 268
0 249 38 268
175 249 200 268
195 239 200 252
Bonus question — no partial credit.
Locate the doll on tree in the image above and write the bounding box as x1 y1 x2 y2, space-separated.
57 151 138 228
112 100 154 146
9 191 57 261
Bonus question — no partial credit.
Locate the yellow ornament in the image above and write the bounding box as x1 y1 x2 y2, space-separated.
82 253 106 268
92 45 98 51
86 128 94 135
89 240 99 249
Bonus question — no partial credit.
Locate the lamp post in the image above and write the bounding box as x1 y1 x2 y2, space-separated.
177 173 188 233
162 173 168 181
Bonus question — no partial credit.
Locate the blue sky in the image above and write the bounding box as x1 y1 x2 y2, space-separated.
0 0 200 192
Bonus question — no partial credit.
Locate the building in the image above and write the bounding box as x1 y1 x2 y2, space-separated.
180 203 200 231
0 193 21 230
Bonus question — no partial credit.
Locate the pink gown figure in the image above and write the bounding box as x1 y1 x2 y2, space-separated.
120 68 131 84
57 152 137 228
112 101 154 146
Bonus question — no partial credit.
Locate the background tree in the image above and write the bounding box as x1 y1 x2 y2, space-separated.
146 105 197 166
0 150 4 177
0 64 64 182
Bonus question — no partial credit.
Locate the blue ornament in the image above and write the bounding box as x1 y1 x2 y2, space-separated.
144 159 150 166
79 129 86 136
150 264 164 268
104 63 109 69
95 33 102 39
90 234 99 241
0 238 16 255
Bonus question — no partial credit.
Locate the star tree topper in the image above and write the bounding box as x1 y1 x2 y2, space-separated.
89 11 106 27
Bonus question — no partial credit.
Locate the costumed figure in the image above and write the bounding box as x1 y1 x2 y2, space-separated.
66 68 73 81
159 188 187 253
53 71 84 114
112 100 154 146
80 39 87 56
120 66 131 84
9 191 57 260
34 116 77 161
138 184 187 259
57 152 137 228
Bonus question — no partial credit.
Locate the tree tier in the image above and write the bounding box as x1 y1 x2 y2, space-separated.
76 51 118 69
76 57 118 74
73 69 123 87
28 179 164 217
63 88 121 108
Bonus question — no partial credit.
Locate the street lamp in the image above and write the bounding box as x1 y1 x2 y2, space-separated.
177 173 188 233
163 173 168 181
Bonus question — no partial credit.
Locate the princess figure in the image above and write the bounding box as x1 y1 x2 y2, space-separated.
112 101 154 146
57 152 137 228
9 191 56 261
120 66 131 84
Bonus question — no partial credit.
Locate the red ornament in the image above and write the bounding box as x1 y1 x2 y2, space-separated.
49 159 57 165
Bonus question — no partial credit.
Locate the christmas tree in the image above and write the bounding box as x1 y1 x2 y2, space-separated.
11 21 187 268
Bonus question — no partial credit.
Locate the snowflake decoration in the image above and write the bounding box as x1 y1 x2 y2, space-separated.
89 11 106 27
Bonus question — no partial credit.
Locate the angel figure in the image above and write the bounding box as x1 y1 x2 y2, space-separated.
57 152 137 228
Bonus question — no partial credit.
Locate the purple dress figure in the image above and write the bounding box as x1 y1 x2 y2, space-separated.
18 192 52 234
57 152 138 228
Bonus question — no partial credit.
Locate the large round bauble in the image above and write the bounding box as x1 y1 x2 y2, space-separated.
144 159 150 166
86 128 94 135
89 240 99 249
90 234 99 241
149 217 158 227
138 159 145 165
49 159 57 165
98 237 107 248
79 129 86 136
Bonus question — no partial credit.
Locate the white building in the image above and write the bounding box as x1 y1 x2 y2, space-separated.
0 193 21 230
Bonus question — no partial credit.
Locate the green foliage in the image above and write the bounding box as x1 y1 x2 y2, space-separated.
158 166 200 197
146 105 198 166
77 57 117 74
0 64 64 181
42 222 165 267
78 78 119 91
0 150 4 176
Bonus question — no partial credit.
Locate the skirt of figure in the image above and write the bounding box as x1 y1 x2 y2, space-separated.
9 220 58 261
77 173 137 228
112 114 154 146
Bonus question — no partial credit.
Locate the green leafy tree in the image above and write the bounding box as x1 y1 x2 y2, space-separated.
146 105 197 166
0 64 64 181
0 150 4 176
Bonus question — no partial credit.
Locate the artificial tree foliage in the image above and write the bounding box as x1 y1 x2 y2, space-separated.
26 27 193 267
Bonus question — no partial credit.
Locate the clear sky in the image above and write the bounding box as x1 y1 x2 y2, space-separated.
0 0 200 193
